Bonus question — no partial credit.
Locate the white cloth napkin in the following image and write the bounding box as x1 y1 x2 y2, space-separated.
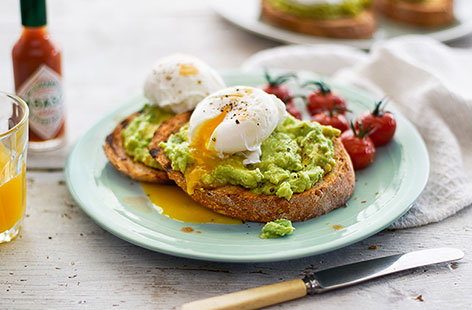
242 36 472 229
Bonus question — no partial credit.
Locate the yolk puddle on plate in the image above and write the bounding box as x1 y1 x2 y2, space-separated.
141 183 242 224
185 106 229 194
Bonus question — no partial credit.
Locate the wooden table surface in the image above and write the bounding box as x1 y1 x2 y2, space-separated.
1 1 471 309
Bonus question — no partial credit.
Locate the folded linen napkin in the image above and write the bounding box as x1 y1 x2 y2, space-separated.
242 36 472 229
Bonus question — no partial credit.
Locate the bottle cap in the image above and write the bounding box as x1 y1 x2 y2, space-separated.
20 0 47 27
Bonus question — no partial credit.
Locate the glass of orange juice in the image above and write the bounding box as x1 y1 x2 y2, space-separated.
0 92 28 243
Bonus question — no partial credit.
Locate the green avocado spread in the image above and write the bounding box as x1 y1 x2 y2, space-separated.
160 116 340 200
122 105 174 169
396 0 426 3
260 219 295 239
266 0 372 20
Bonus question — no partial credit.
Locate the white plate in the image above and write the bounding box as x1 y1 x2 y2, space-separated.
212 0 472 49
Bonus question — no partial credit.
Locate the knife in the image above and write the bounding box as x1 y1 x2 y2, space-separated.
181 248 464 310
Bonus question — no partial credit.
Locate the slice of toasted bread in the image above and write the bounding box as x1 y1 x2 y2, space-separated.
147 111 193 161
103 113 170 183
260 0 376 39
149 113 355 223
375 0 454 27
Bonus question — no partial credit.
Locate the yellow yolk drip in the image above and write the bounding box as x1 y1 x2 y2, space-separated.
141 183 242 224
186 107 229 194
179 63 199 76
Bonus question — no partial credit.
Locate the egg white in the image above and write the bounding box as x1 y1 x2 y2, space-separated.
144 54 225 113
188 86 286 164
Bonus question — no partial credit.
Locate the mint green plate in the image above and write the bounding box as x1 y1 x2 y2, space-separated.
65 72 429 263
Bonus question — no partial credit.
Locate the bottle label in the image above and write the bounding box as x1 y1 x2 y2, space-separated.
18 65 64 140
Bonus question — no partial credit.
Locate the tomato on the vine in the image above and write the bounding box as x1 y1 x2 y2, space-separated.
311 108 349 132
357 99 396 146
286 102 302 120
340 122 376 170
304 81 347 115
262 71 296 103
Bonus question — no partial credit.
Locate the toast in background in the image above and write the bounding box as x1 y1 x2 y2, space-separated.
260 0 376 39
375 0 454 27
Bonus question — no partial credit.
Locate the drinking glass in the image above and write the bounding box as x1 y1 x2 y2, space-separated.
0 92 28 243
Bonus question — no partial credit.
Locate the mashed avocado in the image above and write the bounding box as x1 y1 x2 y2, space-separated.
266 0 371 20
122 105 174 169
396 0 425 2
161 116 340 200
260 219 295 239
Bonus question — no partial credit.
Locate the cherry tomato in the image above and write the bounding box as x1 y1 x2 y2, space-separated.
358 100 397 146
262 71 296 103
263 84 290 102
311 111 349 132
286 102 302 120
305 81 347 115
340 123 376 170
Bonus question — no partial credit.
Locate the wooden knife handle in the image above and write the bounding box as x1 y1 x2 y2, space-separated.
181 279 307 310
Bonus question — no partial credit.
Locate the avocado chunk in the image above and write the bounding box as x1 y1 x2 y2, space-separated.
260 219 295 239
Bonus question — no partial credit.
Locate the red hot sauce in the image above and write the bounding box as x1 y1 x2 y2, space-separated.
12 0 66 151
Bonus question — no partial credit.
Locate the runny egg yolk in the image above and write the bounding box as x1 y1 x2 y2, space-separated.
179 63 199 76
186 106 229 194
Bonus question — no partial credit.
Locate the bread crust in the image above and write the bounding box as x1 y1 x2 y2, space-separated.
103 112 170 183
149 113 355 223
260 0 376 39
375 0 454 27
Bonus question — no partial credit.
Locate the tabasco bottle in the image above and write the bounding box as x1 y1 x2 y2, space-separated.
12 0 66 151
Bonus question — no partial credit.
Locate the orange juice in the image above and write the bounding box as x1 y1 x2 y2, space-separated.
0 92 29 243
0 167 26 232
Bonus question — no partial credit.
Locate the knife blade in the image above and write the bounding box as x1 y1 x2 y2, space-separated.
303 247 464 294
181 248 464 310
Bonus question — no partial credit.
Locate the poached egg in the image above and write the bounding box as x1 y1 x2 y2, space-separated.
144 54 225 113
185 86 286 193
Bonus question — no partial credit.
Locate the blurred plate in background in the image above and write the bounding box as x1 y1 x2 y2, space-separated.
212 0 472 49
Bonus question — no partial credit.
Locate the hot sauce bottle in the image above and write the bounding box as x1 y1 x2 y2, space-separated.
12 0 66 151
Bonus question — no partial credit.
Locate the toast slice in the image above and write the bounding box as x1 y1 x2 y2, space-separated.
149 113 355 223
375 0 454 27
103 113 170 183
260 0 376 39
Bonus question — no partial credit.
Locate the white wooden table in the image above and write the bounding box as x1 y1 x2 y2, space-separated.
1 1 471 309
